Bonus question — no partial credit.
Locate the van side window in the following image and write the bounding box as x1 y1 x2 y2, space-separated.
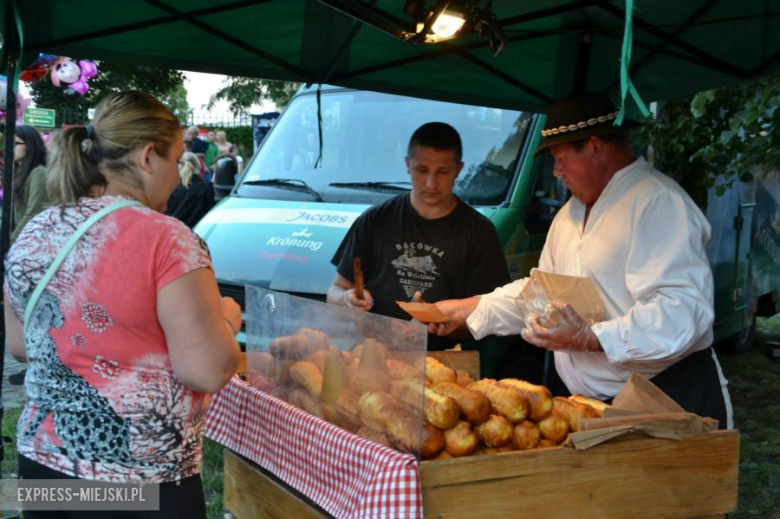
455 112 533 206
525 153 568 234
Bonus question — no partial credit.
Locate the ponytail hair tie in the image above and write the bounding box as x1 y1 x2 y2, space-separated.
85 124 96 140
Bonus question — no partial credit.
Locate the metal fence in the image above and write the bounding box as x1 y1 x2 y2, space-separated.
55 109 252 129
186 113 253 128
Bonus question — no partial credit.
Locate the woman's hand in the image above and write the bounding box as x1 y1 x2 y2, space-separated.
221 297 242 335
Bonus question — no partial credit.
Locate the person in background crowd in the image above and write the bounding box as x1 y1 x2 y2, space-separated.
11 125 50 243
7 126 50 387
214 130 234 156
166 151 216 228
4 91 241 518
184 125 207 155
204 129 219 170
424 92 732 429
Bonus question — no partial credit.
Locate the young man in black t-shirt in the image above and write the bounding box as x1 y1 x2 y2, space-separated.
328 123 535 377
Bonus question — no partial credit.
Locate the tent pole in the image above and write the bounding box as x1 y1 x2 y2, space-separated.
572 32 592 94
0 0 20 484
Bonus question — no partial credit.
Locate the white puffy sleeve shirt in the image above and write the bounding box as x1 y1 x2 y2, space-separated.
467 158 715 399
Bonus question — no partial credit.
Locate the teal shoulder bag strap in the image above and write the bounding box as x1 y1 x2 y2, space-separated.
23 200 143 335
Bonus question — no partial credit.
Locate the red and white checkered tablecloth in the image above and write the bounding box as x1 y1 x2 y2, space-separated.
205 377 423 518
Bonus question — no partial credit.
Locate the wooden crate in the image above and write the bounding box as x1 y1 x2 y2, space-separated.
420 430 739 519
224 450 329 519
222 430 739 519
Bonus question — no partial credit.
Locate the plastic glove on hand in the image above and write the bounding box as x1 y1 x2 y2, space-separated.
345 287 374 312
521 302 600 352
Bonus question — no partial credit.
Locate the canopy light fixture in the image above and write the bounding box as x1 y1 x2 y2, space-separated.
403 0 507 56
430 9 466 38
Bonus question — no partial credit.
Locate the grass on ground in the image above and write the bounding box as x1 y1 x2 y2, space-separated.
718 315 780 518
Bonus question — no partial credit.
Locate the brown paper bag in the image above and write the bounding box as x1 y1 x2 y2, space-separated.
396 301 448 323
515 269 606 327
611 372 686 414
565 373 718 450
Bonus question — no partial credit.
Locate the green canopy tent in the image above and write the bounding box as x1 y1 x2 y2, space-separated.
2 0 778 112
0 0 777 463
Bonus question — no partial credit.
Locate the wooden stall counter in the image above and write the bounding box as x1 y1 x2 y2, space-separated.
207 377 739 519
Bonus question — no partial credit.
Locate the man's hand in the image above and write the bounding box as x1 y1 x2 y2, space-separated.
521 302 600 352
344 287 374 312
412 293 480 339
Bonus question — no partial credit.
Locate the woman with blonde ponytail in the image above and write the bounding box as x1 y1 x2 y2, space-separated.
4 91 240 518
165 150 216 228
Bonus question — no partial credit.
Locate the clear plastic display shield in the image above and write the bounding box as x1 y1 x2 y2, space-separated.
245 286 431 459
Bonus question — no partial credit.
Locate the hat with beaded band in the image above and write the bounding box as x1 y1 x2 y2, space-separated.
534 91 640 157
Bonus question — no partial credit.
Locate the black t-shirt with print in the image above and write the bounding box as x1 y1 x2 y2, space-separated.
332 193 511 350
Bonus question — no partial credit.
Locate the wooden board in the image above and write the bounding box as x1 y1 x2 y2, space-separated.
428 350 479 380
419 430 739 519
223 430 738 519
224 450 328 519
237 352 247 375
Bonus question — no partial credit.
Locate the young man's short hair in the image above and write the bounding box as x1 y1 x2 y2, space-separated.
408 122 463 162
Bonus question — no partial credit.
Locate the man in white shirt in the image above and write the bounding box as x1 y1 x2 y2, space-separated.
426 92 733 429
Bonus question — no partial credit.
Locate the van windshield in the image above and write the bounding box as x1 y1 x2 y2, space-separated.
240 89 533 206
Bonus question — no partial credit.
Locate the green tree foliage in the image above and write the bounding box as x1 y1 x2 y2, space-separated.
29 62 189 125
207 78 299 115
637 73 780 209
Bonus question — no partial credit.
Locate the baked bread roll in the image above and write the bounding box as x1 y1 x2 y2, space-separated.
269 384 290 402
386 359 423 380
390 380 460 429
538 439 559 449
288 388 324 419
385 414 421 455
443 421 479 457
425 357 456 385
320 401 342 425
468 379 528 423
358 391 401 432
296 327 331 355
497 379 554 422
475 414 514 447
336 389 360 420
357 426 392 447
421 422 446 460
269 334 308 359
538 413 570 443
267 358 294 383
320 352 349 404
553 396 600 432
305 350 329 372
431 450 453 461
569 394 610 417
358 338 388 371
455 370 474 387
352 366 391 394
248 351 274 375
290 360 323 399
433 382 492 425
512 420 541 450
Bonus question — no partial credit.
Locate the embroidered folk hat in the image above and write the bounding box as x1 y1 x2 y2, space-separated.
534 91 639 156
